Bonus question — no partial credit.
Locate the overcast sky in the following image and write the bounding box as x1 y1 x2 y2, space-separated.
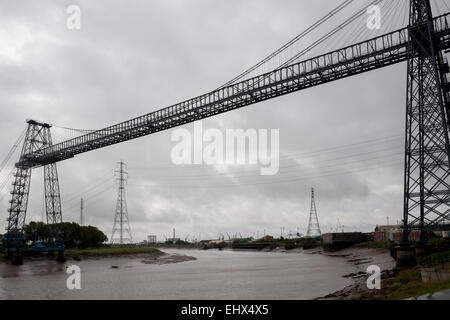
1 0 448 242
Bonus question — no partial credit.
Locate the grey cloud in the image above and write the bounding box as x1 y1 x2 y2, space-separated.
0 0 419 241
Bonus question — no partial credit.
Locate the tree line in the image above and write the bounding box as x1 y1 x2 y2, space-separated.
23 221 108 248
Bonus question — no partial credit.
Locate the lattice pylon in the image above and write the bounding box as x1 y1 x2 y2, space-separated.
110 161 132 244
306 187 322 238
44 163 63 245
402 0 450 242
4 120 63 249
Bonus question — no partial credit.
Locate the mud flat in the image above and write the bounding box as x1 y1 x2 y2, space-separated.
140 252 197 265
65 249 197 266
1 248 197 267
306 247 396 300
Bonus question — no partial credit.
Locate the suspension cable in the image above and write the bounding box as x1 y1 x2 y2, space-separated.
222 0 385 99
0 128 26 174
279 0 384 69
52 125 97 134
49 0 386 141
219 0 355 88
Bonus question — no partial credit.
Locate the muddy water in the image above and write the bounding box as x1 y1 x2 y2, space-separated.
0 249 355 300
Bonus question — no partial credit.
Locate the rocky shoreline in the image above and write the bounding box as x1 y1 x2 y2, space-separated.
304 247 396 300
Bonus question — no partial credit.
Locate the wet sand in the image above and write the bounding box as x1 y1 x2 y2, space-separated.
1 251 196 265
140 252 197 265
310 247 396 300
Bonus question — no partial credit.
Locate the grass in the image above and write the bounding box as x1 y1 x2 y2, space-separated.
0 247 161 262
427 239 450 249
352 268 450 300
64 247 161 259
417 250 450 267
348 246 450 300
386 269 450 300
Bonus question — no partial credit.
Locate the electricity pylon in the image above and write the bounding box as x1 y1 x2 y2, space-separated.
306 187 321 238
110 161 132 244
4 120 63 250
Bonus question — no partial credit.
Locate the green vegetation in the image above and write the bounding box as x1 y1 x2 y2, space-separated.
65 247 160 259
351 268 450 300
417 250 450 267
24 221 107 249
426 239 450 250
349 245 450 300
386 269 450 300
1 222 159 260
383 246 450 299
352 241 394 250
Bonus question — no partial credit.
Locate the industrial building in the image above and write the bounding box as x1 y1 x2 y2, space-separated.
372 224 450 242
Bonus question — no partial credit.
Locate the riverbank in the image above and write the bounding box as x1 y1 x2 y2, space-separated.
311 246 394 300
65 247 162 260
1 247 199 266
314 246 450 300
0 247 163 262
66 248 197 266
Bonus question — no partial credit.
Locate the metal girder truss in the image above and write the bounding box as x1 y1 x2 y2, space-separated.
5 1 450 245
4 120 63 249
43 130 63 245
17 13 450 169
403 1 450 241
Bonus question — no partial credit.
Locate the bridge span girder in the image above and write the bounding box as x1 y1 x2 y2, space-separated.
4 1 450 246
16 13 450 169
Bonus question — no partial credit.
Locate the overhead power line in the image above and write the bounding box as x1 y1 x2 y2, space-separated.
219 0 355 88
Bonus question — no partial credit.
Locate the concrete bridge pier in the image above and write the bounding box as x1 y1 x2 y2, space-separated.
56 251 66 263
395 245 416 269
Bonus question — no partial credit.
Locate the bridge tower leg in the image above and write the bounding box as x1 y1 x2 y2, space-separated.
43 128 65 262
3 120 65 262
3 122 42 261
403 0 450 244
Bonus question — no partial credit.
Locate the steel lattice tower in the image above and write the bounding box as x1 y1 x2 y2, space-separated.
110 161 132 244
80 198 84 226
4 120 63 249
306 188 321 238
403 0 450 242
4 1 450 254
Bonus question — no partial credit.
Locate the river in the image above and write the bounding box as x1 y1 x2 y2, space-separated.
0 249 356 299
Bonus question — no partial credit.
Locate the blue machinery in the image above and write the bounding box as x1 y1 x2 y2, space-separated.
2 233 64 265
